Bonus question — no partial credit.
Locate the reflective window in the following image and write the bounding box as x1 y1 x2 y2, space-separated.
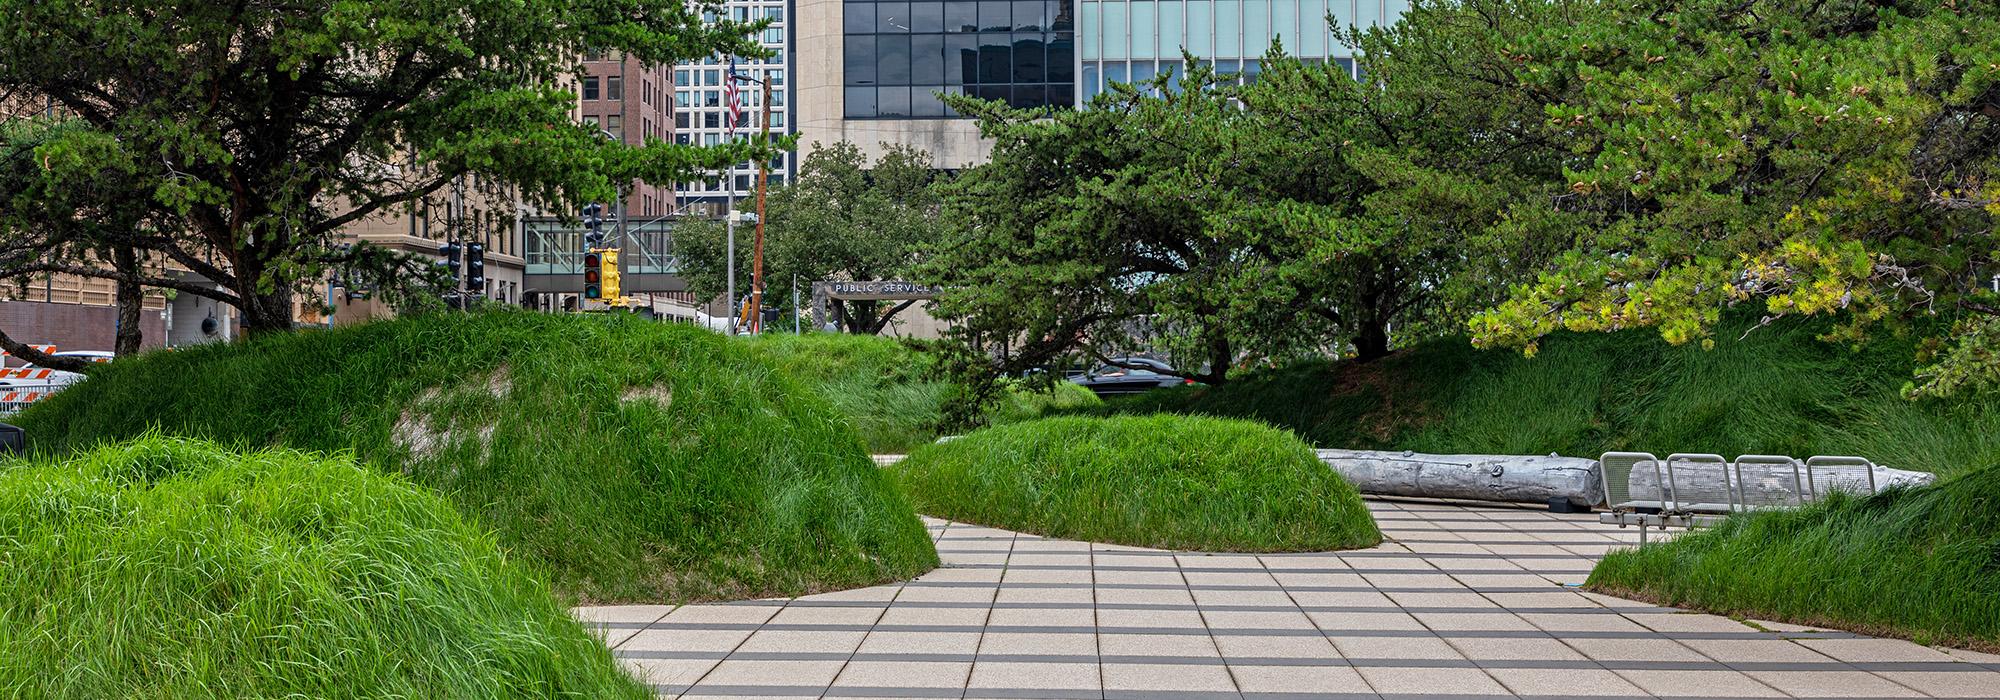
1187 1 1214 55
946 3 978 31
845 0 1075 118
879 2 910 31
912 2 944 31
979 1 1010 30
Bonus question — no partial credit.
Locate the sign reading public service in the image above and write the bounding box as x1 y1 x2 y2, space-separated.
824 281 940 298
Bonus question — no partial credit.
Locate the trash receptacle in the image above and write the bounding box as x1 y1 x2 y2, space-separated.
0 423 22 456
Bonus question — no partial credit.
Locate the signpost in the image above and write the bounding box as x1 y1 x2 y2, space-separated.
809 281 941 331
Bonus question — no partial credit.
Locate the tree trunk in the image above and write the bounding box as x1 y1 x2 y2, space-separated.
1318 449 1603 506
112 245 144 356
1202 330 1232 385
862 299 919 335
238 287 296 335
1352 321 1390 362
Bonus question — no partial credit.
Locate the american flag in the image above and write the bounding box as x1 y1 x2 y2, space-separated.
723 60 744 134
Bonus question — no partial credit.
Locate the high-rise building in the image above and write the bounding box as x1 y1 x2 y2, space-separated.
578 54 679 218
796 0 1408 167
1077 0 1403 101
674 0 796 211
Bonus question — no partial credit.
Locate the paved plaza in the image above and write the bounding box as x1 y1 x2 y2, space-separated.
577 499 2000 699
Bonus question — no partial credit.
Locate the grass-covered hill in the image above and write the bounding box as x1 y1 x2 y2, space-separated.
1077 319 2000 478
1588 465 2000 652
742 332 1100 453
891 415 1382 551
15 311 938 604
0 436 649 698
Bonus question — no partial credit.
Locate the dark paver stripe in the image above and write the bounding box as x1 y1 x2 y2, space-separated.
950 563 1594 575
621 649 1987 674
632 621 1861 640
938 549 1599 561
904 580 1572 593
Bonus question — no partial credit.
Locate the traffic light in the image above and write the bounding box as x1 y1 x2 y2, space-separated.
599 249 621 302
465 241 486 292
439 241 461 274
582 203 604 248
582 251 603 300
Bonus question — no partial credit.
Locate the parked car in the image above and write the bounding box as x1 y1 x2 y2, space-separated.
1070 357 1194 396
51 350 115 364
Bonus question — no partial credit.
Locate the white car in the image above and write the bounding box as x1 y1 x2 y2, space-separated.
51 350 115 364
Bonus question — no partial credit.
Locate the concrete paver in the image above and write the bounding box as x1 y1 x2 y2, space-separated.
590 499 2000 698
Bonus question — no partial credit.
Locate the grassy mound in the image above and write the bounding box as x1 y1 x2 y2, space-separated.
1069 319 2000 478
16 311 937 603
742 332 1100 453
0 436 648 698
1587 466 2000 652
890 415 1381 551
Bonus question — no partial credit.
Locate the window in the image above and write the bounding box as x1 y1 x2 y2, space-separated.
704 112 720 128
604 115 623 139
675 112 689 129
844 0 1073 118
606 75 623 100
675 71 689 87
581 76 600 100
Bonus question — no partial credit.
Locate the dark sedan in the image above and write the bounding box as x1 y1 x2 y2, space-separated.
1069 358 1194 396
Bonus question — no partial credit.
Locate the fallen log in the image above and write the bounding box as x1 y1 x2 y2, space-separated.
1316 449 1603 507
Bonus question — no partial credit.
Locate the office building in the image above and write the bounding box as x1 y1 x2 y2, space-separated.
675 0 797 211
578 54 679 218
1077 0 1403 100
797 0 1407 167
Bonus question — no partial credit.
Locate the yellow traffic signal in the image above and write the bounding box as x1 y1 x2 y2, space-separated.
599 249 622 304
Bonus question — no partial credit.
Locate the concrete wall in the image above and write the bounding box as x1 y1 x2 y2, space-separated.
795 0 994 168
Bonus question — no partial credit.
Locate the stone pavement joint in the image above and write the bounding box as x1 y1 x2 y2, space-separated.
578 499 2000 699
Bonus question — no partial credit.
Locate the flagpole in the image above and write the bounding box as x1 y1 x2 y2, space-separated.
750 78 772 335
723 61 739 335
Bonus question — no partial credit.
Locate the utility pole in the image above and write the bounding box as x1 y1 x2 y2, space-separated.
750 78 773 334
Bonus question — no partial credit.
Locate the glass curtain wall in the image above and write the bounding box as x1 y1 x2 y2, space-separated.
844 0 1077 118
1077 0 1406 103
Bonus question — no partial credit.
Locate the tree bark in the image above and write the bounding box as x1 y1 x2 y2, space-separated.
238 287 296 335
1352 321 1391 362
112 245 144 356
1317 449 1604 506
861 299 919 335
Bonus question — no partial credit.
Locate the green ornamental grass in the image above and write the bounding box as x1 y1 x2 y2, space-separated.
741 332 1101 454
15 311 938 604
0 435 649 699
1072 318 2000 479
891 415 1382 551
1587 465 2000 652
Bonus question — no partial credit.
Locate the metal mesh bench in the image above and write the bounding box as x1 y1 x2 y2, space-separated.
1597 451 1899 543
